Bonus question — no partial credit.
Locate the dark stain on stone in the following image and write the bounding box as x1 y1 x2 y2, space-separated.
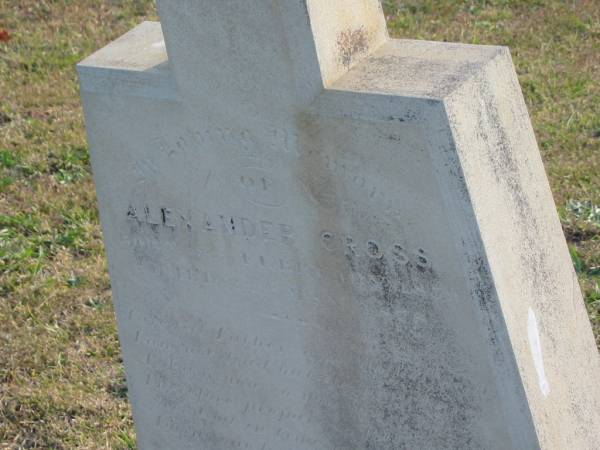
337 27 369 68
295 112 365 448
294 109 492 447
471 254 504 354
351 54 482 99
387 115 405 122
386 110 417 123
474 71 559 330
300 0 311 26
344 247 481 448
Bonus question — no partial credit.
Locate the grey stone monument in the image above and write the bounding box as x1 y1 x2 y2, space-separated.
78 1 600 448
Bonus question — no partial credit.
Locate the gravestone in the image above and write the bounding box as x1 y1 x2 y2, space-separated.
78 1 600 449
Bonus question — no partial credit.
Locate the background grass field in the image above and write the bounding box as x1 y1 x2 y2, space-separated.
1 0 599 448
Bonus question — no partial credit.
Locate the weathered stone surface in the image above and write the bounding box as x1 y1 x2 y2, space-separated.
78 1 600 449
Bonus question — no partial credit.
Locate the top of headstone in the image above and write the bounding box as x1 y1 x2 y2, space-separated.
79 21 168 73
154 0 388 115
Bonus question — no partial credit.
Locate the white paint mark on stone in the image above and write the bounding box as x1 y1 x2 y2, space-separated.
152 40 166 50
528 308 550 398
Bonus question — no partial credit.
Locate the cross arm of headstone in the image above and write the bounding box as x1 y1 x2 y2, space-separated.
78 1 600 449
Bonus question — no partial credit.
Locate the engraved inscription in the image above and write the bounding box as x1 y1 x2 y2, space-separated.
155 125 300 167
127 204 294 245
320 230 432 270
127 204 192 232
132 302 332 449
238 167 285 208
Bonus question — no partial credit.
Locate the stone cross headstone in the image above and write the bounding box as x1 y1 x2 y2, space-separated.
78 1 600 448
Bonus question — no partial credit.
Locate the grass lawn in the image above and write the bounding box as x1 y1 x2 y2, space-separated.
1 0 599 448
